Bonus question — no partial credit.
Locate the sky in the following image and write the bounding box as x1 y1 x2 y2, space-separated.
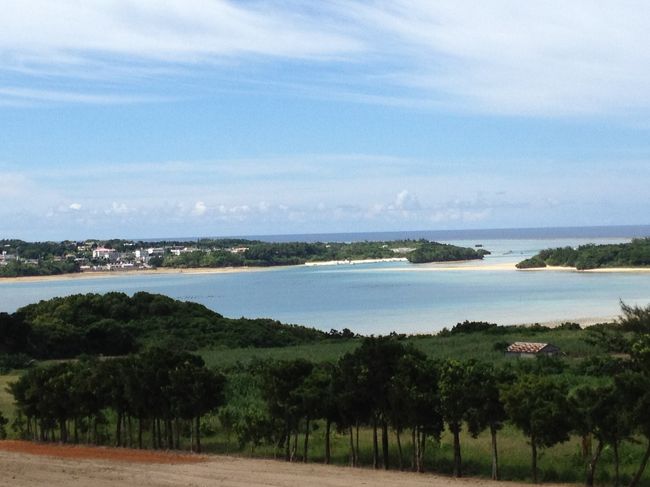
1 1 650 240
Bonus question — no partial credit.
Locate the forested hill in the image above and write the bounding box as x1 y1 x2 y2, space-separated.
516 238 650 270
0 292 331 359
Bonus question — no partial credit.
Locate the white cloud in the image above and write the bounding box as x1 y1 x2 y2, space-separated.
2 2 649 114
105 202 131 214
392 190 421 211
192 201 207 216
344 1 650 115
69 203 82 211
0 1 360 65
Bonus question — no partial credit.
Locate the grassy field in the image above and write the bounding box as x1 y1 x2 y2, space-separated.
199 328 601 368
198 419 648 485
3 327 643 485
0 373 19 422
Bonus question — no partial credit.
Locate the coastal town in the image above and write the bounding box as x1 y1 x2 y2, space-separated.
0 238 489 278
0 239 250 273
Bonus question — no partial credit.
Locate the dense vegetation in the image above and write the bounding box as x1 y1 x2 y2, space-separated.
5 294 650 485
161 239 485 267
516 238 650 270
408 242 488 264
6 303 650 486
0 237 486 276
0 292 328 359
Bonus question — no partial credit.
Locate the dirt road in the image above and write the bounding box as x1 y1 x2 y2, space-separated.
0 441 570 487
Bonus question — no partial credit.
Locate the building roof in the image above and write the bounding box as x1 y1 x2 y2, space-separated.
506 342 555 354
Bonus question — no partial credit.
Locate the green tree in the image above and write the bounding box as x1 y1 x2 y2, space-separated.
439 360 475 477
464 364 513 480
571 383 632 487
502 374 574 483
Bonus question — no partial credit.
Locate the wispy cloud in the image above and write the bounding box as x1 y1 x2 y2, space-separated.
0 86 163 104
2 1 650 114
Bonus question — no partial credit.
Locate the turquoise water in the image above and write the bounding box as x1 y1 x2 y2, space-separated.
1 236 650 334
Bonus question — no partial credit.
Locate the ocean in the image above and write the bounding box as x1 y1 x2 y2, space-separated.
2 225 650 334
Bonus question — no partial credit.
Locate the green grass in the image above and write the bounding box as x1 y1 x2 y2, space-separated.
0 372 19 421
199 340 360 368
200 329 600 369
196 419 649 486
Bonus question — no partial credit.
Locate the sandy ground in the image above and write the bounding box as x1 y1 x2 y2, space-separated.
0 441 571 487
0 265 280 284
3 260 650 285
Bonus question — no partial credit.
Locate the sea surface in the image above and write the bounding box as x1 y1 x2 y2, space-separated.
2 226 650 335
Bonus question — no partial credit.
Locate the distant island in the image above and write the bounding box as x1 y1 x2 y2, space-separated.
0 238 489 278
516 238 650 270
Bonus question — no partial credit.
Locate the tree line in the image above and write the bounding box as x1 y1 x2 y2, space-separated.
9 348 224 453
8 304 650 486
0 292 329 359
516 238 650 270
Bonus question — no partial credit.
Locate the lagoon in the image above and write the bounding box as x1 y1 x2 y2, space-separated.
2 234 650 334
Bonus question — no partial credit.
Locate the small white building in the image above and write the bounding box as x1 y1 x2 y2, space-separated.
92 248 118 261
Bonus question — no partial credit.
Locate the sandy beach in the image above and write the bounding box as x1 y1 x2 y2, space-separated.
0 265 280 284
2 260 650 285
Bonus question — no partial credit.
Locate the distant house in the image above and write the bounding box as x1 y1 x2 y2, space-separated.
92 247 118 261
505 342 560 358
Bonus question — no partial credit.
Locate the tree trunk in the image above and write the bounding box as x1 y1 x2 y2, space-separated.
396 428 403 471
490 425 499 481
581 434 592 459
73 418 79 444
452 425 462 477
419 431 426 473
115 411 122 447
629 439 650 487
303 418 310 463
531 438 538 484
348 426 355 467
157 418 162 449
175 419 181 450
290 428 298 462
59 418 67 444
127 415 133 448
138 418 143 449
284 420 291 461
325 419 331 465
382 420 389 470
194 416 201 453
372 416 379 469
167 419 173 450
585 440 603 487
614 440 620 487
355 422 360 466
411 427 417 472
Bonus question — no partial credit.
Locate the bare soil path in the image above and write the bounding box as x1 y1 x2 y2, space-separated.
0 441 571 487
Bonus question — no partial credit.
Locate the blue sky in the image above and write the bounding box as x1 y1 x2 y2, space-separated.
1 1 650 240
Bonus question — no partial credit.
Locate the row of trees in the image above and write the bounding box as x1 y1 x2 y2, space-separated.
9 349 224 453
516 238 650 270
255 337 650 486
10 335 650 485
7 303 650 485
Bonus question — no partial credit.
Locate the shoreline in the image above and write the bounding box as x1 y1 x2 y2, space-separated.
2 259 650 284
0 265 282 284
